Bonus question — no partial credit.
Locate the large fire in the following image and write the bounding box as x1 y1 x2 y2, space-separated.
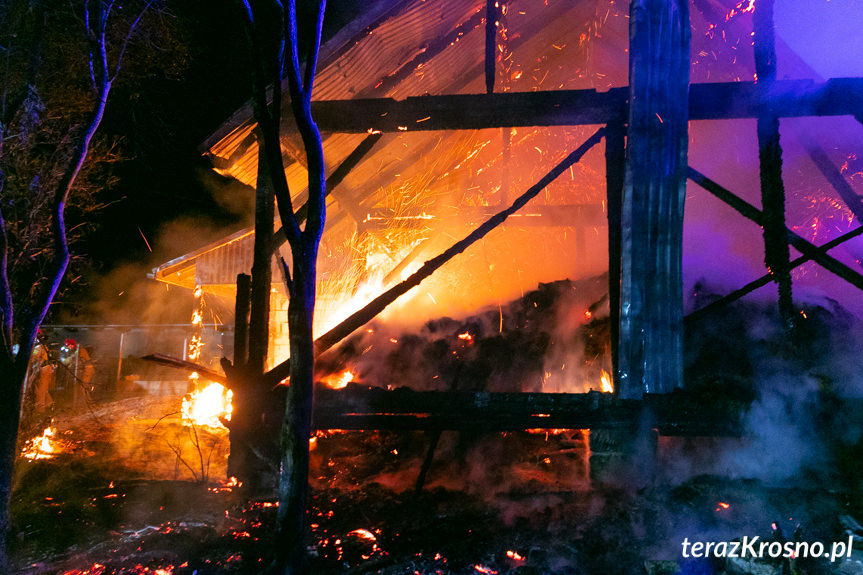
181 382 233 430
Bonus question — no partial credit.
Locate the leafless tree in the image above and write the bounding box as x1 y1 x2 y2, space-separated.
0 1 158 568
236 0 326 572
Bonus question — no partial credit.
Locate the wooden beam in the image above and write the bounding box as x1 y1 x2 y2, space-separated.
310 88 628 133
141 353 227 384
312 386 747 436
685 225 863 325
688 167 863 292
605 122 626 393
485 0 497 95
296 79 863 134
753 0 794 328
233 273 251 366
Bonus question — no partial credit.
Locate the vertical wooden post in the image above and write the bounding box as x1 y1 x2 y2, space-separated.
754 0 794 330
619 0 690 398
234 273 251 367
485 0 498 95
605 123 625 391
247 132 274 374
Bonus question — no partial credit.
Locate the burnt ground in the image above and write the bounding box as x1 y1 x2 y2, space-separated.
10 282 863 574
9 426 863 575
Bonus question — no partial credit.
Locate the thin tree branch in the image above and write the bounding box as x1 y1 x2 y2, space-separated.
238 0 301 245
303 0 326 95
85 2 97 90
111 1 154 82
284 1 304 103
285 0 327 244
17 15 113 373
0 204 13 361
98 3 110 93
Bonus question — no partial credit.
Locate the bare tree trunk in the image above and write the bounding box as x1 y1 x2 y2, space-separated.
277 245 317 574
0 362 26 572
0 2 151 565
235 2 326 571
248 131 274 374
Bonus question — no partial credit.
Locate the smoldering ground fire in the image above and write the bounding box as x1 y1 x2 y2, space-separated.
7 0 863 573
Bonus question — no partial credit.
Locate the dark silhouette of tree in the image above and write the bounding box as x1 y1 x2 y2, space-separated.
0 1 162 568
235 0 325 572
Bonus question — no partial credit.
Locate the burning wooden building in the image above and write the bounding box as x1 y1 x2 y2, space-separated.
152 0 862 400
13 0 863 573
146 0 863 499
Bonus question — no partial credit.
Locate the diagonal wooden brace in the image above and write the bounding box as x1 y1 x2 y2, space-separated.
687 167 863 292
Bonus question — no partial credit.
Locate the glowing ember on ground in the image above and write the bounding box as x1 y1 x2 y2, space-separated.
506 550 525 561
322 370 354 390
208 476 241 493
600 369 613 393
22 426 61 460
458 331 474 342
474 565 498 574
181 382 233 429
526 428 568 436
716 501 731 511
348 528 377 541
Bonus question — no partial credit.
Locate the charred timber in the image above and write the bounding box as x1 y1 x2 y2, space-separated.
295 79 863 134
687 167 863 292
618 0 690 397
685 224 863 324
142 353 227 384
753 0 794 329
312 386 747 437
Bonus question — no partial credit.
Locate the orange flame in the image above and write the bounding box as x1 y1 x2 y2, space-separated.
182 382 233 429
600 369 613 393
22 427 60 460
323 370 354 390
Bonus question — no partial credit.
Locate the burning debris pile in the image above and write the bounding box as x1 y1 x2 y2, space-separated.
318 274 612 395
